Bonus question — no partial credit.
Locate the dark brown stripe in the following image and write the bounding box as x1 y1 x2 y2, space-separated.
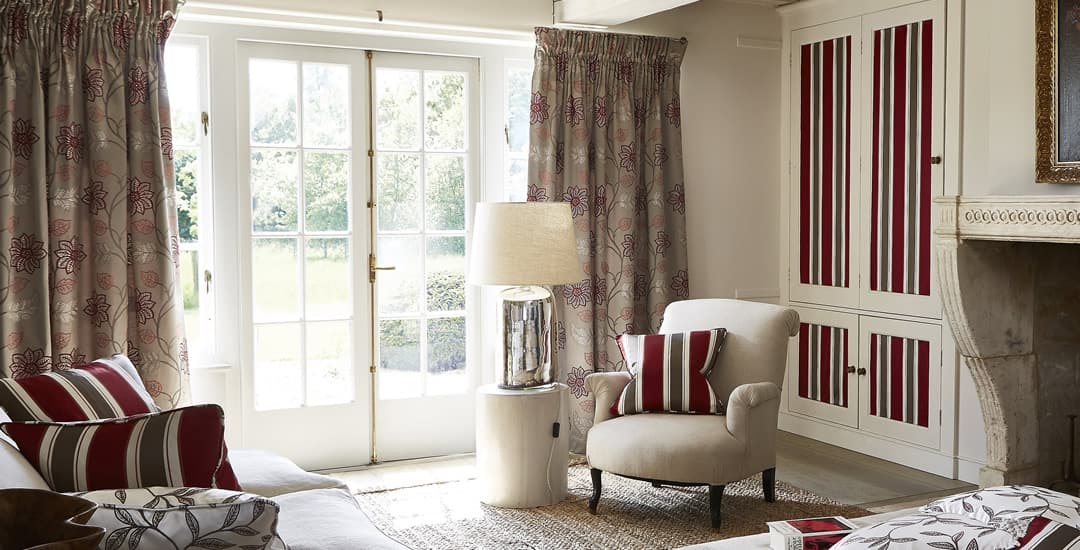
137 413 169 487
668 333 683 412
49 426 84 491
0 385 36 421
60 371 119 418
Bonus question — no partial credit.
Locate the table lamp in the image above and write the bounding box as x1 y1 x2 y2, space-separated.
469 202 579 389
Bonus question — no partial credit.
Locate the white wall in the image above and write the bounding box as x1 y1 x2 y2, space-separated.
962 0 1080 196
622 1 783 302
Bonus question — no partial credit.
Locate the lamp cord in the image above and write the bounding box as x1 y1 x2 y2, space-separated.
545 387 562 502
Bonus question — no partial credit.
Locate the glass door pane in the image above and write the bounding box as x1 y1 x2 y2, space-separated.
374 62 469 400
249 58 355 411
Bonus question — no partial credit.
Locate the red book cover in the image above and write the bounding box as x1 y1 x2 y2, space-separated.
768 516 857 550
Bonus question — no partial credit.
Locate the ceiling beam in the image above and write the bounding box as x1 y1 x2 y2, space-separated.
555 0 700 26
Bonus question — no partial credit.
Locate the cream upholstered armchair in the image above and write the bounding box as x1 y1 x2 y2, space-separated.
584 299 800 528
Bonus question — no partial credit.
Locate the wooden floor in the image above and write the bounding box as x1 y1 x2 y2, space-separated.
328 431 973 512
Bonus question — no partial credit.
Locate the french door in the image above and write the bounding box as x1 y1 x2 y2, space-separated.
238 43 478 470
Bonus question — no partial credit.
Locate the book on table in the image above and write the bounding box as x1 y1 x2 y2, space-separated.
767 516 857 550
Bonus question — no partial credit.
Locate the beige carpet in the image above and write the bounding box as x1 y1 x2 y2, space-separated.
353 465 871 550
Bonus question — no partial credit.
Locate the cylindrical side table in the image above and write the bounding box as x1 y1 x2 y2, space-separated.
476 383 569 508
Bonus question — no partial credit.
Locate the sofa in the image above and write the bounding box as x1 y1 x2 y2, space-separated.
0 422 406 550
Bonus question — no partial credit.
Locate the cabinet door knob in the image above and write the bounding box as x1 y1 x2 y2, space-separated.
930 155 943 165
846 366 856 374
857 367 868 376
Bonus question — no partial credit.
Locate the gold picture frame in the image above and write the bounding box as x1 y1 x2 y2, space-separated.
1037 0 1080 183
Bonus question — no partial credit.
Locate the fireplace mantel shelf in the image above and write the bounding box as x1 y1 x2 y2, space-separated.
936 195 1080 244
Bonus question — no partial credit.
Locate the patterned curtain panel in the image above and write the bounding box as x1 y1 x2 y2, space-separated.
870 20 933 297
527 28 689 451
0 0 189 408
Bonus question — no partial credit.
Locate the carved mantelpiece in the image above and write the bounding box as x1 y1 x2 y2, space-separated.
935 196 1080 487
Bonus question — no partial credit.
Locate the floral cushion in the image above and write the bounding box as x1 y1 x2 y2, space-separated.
923 485 1080 539
70 486 286 550
833 512 1017 550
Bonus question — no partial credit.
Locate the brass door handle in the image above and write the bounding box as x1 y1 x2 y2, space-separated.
368 254 395 283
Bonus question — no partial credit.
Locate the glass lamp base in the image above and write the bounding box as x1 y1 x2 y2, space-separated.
497 285 556 390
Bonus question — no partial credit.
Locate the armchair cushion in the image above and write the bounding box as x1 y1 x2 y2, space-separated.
585 371 631 425
586 414 755 485
611 329 726 416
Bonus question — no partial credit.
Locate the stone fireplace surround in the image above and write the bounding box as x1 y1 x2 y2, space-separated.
936 196 1080 487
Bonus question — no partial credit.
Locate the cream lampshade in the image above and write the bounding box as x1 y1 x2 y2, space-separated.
469 202 579 389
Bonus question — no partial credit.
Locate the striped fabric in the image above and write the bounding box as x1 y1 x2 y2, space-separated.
869 333 930 427
796 322 849 408
0 356 158 422
870 20 933 297
0 405 239 493
1019 517 1080 549
612 329 725 416
799 35 852 289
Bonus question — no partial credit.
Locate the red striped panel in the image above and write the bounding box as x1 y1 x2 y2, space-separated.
798 36 851 289
85 422 135 490
796 322 848 409
919 21 933 296
871 20 934 298
13 377 87 421
800 44 811 286
869 332 932 427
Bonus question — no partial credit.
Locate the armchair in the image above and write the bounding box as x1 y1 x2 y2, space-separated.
584 299 800 527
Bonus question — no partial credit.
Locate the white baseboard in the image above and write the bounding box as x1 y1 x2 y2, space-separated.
780 412 957 479
956 456 986 485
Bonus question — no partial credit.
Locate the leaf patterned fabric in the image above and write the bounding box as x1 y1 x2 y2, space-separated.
527 28 690 451
0 0 189 408
70 486 287 550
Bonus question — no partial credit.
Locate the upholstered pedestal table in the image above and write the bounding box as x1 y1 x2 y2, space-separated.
476 383 570 508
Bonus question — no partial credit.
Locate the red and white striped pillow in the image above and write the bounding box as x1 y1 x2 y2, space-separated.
0 404 241 493
0 355 159 422
611 329 726 416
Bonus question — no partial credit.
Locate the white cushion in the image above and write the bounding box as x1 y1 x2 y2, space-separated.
834 512 1017 550
229 448 347 497
274 488 407 550
0 407 49 490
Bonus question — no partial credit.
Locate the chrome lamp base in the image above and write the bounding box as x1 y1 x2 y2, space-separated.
497 285 556 390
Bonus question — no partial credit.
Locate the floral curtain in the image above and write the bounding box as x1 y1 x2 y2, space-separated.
0 0 189 408
527 28 690 452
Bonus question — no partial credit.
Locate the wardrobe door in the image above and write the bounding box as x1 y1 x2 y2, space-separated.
859 0 945 318
789 19 861 309
787 307 858 428
858 316 941 448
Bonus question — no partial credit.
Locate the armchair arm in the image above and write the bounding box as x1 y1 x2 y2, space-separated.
725 382 782 442
585 371 632 426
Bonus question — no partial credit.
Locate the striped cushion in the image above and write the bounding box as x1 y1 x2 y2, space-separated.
612 329 726 416
0 404 238 493
1019 517 1080 549
0 355 159 422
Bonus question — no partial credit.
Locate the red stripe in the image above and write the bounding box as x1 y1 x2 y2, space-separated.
16 377 89 421
842 329 849 408
870 335 877 416
640 336 666 412
890 336 904 422
83 363 153 416
800 44 812 285
870 31 881 292
798 323 809 399
918 339 930 427
2 424 46 465
821 39 835 287
891 25 908 293
844 36 852 288
688 366 712 413
85 422 135 489
177 407 224 489
214 444 242 491
819 326 831 405
919 20 933 297
688 330 711 374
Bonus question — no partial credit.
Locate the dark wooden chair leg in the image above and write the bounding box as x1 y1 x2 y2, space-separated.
709 484 725 528
763 468 776 503
589 468 602 514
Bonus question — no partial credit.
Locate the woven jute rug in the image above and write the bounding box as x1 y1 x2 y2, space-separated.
353 464 871 550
